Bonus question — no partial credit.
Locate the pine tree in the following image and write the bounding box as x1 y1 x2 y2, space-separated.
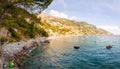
0 0 52 42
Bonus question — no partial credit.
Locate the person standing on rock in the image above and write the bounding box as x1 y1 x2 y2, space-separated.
9 60 14 68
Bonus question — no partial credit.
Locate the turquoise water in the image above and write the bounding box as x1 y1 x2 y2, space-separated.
22 35 120 69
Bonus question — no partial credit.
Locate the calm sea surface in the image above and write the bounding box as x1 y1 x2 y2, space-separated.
22 35 120 69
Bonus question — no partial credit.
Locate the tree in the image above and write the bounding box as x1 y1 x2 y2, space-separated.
0 0 53 20
0 0 53 41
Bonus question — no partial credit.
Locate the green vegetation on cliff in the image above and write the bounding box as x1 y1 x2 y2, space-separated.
0 0 53 42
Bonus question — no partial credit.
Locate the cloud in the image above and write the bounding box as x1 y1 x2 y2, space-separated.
98 26 120 35
48 10 69 19
71 16 78 20
48 9 79 21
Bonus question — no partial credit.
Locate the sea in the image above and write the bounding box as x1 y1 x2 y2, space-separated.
22 35 120 69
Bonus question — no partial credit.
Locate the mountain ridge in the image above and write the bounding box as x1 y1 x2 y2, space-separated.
37 13 112 36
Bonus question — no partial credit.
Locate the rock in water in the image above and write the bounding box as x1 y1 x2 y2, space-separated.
106 45 112 49
74 46 80 49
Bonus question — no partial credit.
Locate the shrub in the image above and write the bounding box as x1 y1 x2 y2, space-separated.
8 27 20 41
25 23 48 38
0 37 8 44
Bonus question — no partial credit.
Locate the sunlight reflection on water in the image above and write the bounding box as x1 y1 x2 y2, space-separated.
22 35 120 69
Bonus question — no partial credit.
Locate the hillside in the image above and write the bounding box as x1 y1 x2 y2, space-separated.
0 0 53 43
37 13 111 36
0 8 49 43
0 12 111 43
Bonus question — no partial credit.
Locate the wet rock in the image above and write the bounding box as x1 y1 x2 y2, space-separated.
33 41 39 47
13 52 30 68
23 46 27 50
44 40 50 43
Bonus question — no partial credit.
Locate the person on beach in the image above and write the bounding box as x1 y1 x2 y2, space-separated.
9 60 14 68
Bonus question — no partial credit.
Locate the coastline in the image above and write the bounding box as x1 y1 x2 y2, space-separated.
1 34 101 68
2 34 82 68
2 34 80 68
2 37 50 69
2 34 101 56
3 34 80 55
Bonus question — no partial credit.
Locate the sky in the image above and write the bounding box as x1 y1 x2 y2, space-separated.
44 0 120 35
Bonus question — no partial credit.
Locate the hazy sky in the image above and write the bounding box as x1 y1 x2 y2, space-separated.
45 0 120 35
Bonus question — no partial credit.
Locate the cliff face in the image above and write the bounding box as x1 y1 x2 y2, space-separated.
37 13 112 36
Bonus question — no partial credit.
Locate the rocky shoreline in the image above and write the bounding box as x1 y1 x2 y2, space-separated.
2 37 50 69
2 35 80 69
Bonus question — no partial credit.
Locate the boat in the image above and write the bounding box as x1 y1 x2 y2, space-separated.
74 46 80 49
106 45 112 49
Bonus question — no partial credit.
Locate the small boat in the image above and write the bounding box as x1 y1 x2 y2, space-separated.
106 45 112 49
74 46 80 49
